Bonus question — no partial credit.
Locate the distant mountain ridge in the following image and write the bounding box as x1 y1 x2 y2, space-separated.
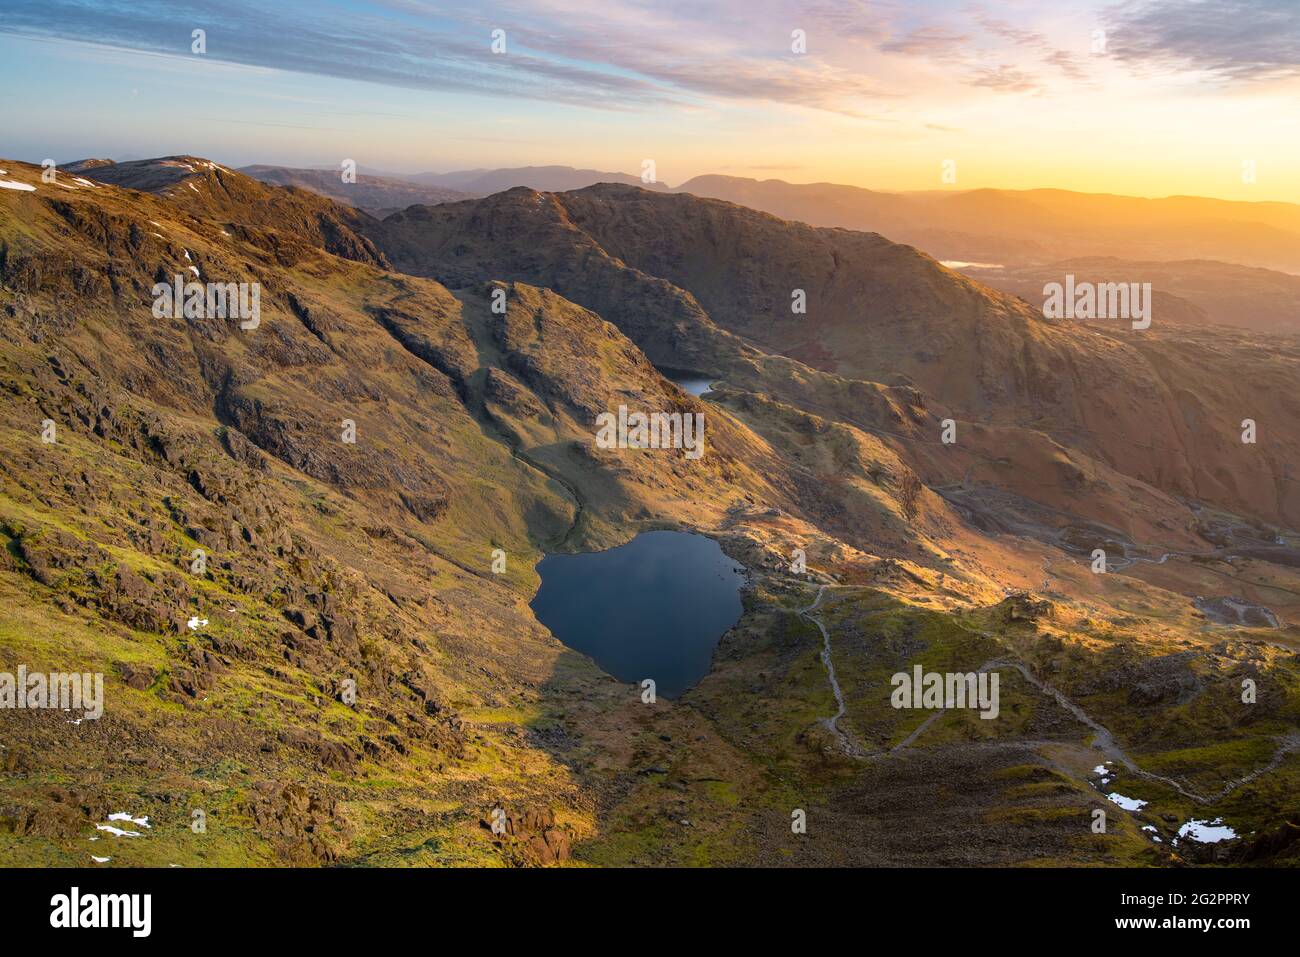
87 157 1300 289
237 164 473 217
674 174 1300 275
223 163 666 215
403 165 668 194
957 256 1300 334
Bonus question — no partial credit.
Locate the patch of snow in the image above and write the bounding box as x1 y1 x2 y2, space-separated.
1142 824 1163 843
1178 818 1237 843
187 616 208 631
1106 792 1147 811
0 180 37 192
108 812 151 828
96 824 143 838
187 266 200 277
74 177 99 187
188 182 200 193
91 855 111 863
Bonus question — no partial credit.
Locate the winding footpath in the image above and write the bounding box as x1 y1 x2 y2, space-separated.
795 581 1296 801
798 584 863 757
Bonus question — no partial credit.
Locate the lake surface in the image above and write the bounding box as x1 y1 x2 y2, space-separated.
530 530 745 698
939 260 1005 271
658 367 717 397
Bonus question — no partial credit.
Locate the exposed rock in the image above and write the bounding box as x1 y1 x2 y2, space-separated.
480 806 572 866
248 781 339 864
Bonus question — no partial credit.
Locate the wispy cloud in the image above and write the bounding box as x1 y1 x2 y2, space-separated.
6 0 1290 131
0 0 897 114
969 64 1041 93
973 12 1050 52
1044 49 1087 82
1105 0 1300 81
881 26 971 59
0 0 675 111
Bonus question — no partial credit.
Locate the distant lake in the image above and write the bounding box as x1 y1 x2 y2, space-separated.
530 530 745 698
658 367 717 397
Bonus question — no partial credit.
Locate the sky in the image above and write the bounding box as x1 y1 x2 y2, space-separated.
1 0 1298 201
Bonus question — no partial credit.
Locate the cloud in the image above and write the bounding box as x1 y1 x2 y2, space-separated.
882 26 971 59
968 64 1041 93
1105 0 1300 81
0 0 896 115
1043 50 1087 82
973 12 1050 52
0 0 682 111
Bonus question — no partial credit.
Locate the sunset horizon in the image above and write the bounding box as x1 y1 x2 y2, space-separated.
2 1 1298 203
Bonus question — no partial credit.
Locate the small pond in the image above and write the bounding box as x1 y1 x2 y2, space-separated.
658 367 718 397
530 530 745 698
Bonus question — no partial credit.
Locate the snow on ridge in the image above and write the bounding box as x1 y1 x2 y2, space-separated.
108 811 151 828
0 180 36 192
96 823 143 838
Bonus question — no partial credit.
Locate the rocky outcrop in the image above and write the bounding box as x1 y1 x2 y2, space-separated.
248 781 340 864
480 806 572 866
